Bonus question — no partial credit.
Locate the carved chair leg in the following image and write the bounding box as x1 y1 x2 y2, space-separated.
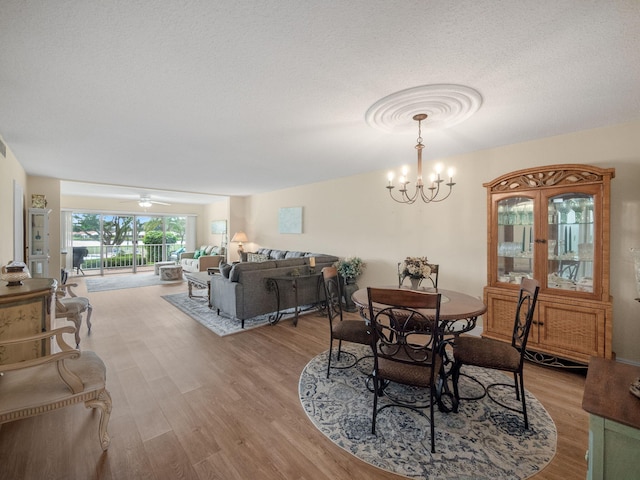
85 388 112 451
86 304 93 333
66 313 82 348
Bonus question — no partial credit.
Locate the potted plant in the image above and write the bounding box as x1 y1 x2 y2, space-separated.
334 256 365 312
335 256 365 282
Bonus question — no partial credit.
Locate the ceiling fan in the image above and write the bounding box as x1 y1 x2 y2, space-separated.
121 195 171 208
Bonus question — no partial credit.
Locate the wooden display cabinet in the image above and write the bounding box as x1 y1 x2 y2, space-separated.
483 164 615 365
28 207 51 278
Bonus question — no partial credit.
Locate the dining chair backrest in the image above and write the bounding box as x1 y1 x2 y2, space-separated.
367 287 442 367
321 266 343 324
511 278 540 359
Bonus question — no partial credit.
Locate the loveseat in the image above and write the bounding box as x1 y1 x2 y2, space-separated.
180 245 226 273
210 248 339 327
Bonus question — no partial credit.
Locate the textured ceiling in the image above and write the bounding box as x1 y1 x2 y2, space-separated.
1 1 639 202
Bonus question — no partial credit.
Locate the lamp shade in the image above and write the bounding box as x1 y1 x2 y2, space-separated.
231 231 248 243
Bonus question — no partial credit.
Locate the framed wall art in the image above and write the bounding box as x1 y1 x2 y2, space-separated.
211 220 227 234
278 207 303 234
31 194 47 208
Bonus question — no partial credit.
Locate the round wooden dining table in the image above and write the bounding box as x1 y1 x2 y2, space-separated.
351 285 487 412
351 286 487 335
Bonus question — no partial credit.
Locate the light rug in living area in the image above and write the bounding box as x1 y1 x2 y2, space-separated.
162 292 287 337
299 343 557 480
85 273 183 292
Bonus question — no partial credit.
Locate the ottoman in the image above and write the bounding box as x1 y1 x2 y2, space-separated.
159 264 183 281
154 261 176 275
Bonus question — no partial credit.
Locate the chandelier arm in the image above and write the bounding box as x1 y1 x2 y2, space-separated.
387 187 417 204
421 183 454 203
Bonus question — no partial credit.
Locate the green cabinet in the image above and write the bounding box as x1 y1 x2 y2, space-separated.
583 357 640 480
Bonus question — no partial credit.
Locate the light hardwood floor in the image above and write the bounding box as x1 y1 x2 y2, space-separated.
0 276 589 479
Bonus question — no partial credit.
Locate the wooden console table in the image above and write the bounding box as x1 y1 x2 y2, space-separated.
582 357 640 479
266 273 323 326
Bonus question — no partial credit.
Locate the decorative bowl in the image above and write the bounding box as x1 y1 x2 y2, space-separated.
1 265 30 286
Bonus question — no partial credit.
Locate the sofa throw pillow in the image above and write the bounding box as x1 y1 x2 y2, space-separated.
193 250 202 259
247 253 269 262
220 262 232 278
204 245 214 255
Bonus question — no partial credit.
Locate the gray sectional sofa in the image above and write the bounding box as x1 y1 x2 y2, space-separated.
209 248 339 327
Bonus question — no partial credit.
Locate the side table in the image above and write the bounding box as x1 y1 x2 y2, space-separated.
159 264 182 281
184 271 212 308
154 261 176 275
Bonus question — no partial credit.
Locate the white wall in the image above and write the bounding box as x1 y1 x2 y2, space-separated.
4 121 640 362
0 138 27 267
245 120 640 363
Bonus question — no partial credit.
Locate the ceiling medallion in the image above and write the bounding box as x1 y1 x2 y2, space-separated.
365 84 482 133
366 84 481 205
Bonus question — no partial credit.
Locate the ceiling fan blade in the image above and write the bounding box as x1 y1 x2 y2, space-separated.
150 200 170 205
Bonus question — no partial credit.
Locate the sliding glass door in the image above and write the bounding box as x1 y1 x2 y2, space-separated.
68 212 187 276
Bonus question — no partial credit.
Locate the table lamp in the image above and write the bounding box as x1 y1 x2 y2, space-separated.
231 231 249 260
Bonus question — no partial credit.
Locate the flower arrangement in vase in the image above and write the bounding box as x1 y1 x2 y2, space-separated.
400 256 432 289
334 256 365 312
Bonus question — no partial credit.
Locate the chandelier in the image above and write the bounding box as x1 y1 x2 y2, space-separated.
386 114 455 204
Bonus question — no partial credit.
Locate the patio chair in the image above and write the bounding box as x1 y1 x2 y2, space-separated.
72 247 89 275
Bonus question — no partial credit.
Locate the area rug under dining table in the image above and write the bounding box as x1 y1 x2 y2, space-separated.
299 343 557 480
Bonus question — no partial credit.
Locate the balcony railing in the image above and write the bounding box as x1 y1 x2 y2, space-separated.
78 243 185 271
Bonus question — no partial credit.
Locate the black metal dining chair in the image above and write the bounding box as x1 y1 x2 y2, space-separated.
451 278 540 428
367 287 443 453
321 266 371 378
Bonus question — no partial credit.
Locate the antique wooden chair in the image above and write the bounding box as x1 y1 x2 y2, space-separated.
321 266 371 378
0 325 112 450
398 262 439 288
55 282 92 348
451 278 540 428
367 287 443 453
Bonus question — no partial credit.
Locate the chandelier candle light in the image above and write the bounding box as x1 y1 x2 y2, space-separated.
386 114 455 204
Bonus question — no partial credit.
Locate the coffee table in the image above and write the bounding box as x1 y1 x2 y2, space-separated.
184 271 212 308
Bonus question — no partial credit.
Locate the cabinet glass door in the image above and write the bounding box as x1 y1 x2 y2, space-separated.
30 210 48 277
496 196 534 284
547 194 594 292
30 212 46 256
